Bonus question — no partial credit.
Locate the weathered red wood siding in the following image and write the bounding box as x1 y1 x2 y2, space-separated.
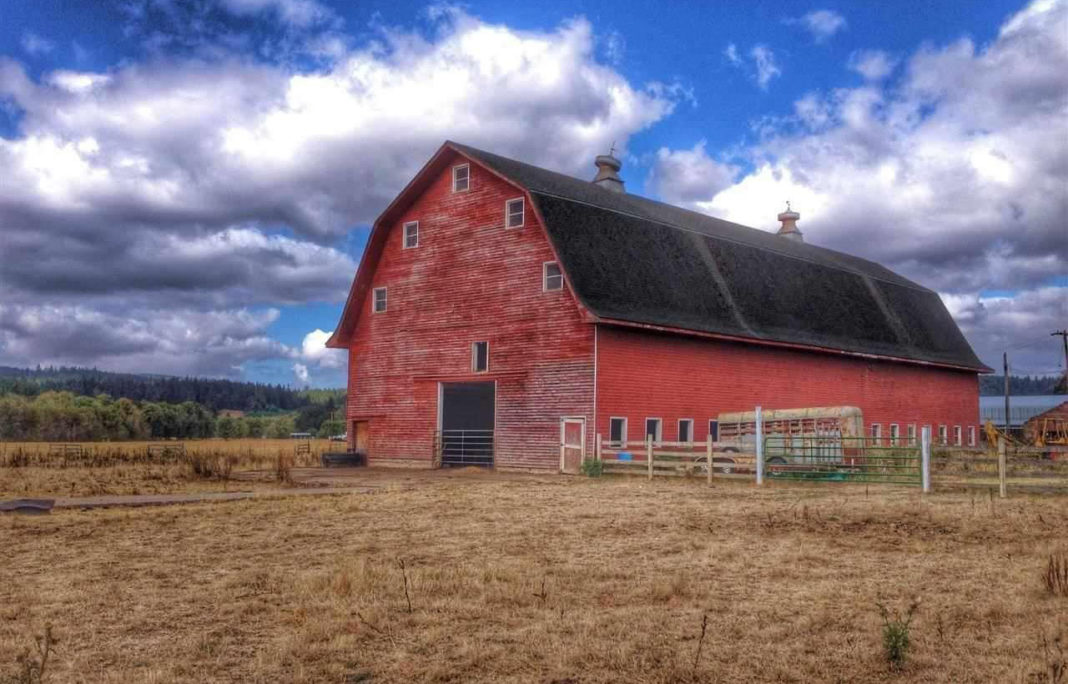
347 151 595 469
595 326 980 445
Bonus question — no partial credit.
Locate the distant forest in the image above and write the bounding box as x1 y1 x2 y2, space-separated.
0 365 341 413
979 374 1065 396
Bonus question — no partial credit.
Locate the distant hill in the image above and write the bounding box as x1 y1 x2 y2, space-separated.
0 365 342 413
979 374 1065 396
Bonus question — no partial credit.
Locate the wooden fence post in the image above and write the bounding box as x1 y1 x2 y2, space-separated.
596 433 602 462
647 435 654 480
997 434 1007 499
706 433 713 485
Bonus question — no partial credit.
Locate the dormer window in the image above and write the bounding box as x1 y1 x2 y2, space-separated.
452 164 469 192
543 262 563 291
505 198 524 228
372 287 387 313
403 221 419 249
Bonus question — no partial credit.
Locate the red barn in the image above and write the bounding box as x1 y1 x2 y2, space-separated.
327 141 989 471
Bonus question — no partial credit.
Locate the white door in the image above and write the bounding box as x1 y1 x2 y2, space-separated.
560 418 585 474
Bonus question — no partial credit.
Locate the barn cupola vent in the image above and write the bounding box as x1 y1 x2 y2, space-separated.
776 202 803 242
592 145 625 193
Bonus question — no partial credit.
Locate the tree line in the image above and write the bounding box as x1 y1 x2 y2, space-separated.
0 392 345 442
0 365 339 413
979 374 1065 396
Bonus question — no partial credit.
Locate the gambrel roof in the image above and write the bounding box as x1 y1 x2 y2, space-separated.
330 141 988 372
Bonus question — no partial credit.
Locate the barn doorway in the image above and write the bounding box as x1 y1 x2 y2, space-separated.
439 382 495 467
560 417 586 474
351 421 369 455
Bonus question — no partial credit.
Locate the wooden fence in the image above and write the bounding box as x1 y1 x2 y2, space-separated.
596 435 750 482
932 436 1068 495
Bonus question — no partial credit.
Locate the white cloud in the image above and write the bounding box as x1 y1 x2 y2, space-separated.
218 0 336 27
724 43 741 65
292 362 310 384
750 45 781 90
654 0 1068 370
20 32 54 56
648 142 738 206
848 50 898 80
796 10 847 43
300 329 345 368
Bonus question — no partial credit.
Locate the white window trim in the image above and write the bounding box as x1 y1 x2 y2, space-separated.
708 419 719 442
505 197 525 228
609 416 628 446
889 423 900 445
968 425 976 447
372 287 387 313
471 341 489 373
644 417 662 444
678 418 694 444
907 424 917 446
452 163 469 192
938 424 948 445
953 425 962 446
543 261 563 292
402 221 419 249
870 423 882 444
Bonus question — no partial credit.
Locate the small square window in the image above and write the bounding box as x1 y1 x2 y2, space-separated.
452 164 469 192
968 426 976 446
471 341 488 373
953 425 962 446
403 221 418 249
938 425 947 445
372 287 387 313
678 419 693 444
907 424 917 446
708 420 719 442
889 423 899 445
609 417 627 446
870 423 882 444
505 198 524 228
543 262 563 291
645 418 662 444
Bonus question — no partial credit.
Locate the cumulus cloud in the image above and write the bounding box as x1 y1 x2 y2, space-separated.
20 32 54 56
655 0 1068 370
724 43 782 90
292 362 310 385
848 50 898 80
0 8 678 380
648 142 738 206
794 10 847 43
299 329 345 369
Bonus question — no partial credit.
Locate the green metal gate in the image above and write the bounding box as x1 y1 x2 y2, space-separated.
763 436 922 485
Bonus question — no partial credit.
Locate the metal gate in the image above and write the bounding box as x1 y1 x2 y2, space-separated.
439 382 495 467
763 436 922 485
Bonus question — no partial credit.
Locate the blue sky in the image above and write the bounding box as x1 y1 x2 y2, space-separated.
1 0 1065 386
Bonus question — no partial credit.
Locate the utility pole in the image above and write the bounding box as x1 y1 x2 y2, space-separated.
1003 352 1010 437
1053 330 1068 389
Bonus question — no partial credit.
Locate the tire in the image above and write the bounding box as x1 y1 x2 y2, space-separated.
713 457 736 475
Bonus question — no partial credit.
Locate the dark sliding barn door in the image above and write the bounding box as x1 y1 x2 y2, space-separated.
440 382 495 467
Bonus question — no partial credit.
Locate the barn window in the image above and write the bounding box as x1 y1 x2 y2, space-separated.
938 425 947 445
888 423 899 445
907 424 917 446
505 198 524 228
708 420 719 442
452 164 469 192
609 417 627 446
372 287 387 313
543 262 563 291
968 426 976 446
645 418 662 444
870 423 882 445
953 425 962 446
471 341 489 373
403 221 419 249
678 419 693 444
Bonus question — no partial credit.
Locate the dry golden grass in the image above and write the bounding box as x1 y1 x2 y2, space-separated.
2 471 1066 683
0 439 332 498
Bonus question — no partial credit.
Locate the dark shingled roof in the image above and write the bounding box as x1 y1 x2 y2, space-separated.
450 142 987 371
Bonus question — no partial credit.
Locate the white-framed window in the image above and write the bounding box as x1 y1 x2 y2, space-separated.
543 262 563 291
968 425 976 446
644 418 662 444
938 424 947 445
452 164 469 192
953 425 962 446
609 417 627 447
708 420 719 442
505 198 524 228
907 424 917 446
372 287 387 313
889 423 900 445
678 418 693 444
403 221 419 249
471 341 488 373
870 423 882 445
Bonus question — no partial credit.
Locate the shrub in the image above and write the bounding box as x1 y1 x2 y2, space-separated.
876 598 920 671
580 457 603 477
1045 552 1068 597
7 624 56 684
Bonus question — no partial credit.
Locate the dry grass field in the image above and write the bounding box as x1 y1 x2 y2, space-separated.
0 440 333 498
2 470 1066 683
